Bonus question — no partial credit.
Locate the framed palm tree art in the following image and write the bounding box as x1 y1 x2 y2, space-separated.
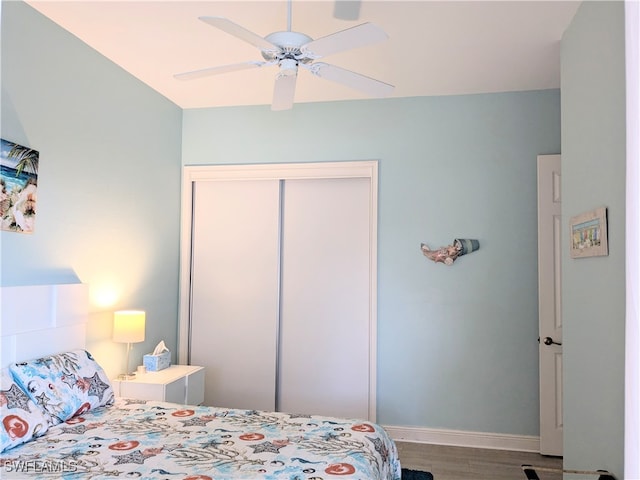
1 138 39 234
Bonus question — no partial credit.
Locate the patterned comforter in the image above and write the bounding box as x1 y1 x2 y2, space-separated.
1 398 401 480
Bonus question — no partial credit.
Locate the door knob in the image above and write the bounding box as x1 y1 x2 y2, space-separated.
542 336 562 346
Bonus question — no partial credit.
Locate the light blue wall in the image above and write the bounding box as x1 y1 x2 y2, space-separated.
2 0 571 439
182 90 561 434
1 1 183 376
561 2 626 478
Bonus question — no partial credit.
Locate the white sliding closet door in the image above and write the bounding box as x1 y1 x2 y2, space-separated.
189 180 281 411
180 162 377 420
278 178 371 419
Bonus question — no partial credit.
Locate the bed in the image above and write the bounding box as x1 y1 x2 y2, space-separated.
0 284 401 479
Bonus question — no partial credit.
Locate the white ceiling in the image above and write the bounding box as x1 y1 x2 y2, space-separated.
25 0 581 109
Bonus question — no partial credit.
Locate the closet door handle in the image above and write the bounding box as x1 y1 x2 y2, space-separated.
541 336 562 346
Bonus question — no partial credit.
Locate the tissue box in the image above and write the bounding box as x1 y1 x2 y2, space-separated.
143 351 171 372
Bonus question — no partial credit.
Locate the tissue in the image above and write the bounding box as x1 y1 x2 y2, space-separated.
143 341 171 371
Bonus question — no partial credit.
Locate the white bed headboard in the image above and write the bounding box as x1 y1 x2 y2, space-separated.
0 283 88 367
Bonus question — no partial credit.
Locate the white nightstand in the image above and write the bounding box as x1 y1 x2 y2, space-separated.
112 365 205 405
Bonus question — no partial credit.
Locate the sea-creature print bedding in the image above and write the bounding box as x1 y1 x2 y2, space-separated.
1 397 401 480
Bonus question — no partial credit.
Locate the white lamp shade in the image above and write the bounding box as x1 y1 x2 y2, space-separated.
113 310 146 343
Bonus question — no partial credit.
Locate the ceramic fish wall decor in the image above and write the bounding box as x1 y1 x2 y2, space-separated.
421 238 480 265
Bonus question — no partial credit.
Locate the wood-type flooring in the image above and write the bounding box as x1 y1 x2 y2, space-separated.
396 441 563 480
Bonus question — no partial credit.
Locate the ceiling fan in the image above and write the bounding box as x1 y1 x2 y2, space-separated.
174 1 394 111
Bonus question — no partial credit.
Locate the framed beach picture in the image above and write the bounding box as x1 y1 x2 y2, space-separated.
1 138 39 234
570 207 608 258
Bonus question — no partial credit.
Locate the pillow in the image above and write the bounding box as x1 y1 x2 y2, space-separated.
9 350 114 425
0 367 49 452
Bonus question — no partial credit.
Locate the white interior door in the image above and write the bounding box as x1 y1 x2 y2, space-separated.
189 179 281 410
537 154 563 456
278 178 371 419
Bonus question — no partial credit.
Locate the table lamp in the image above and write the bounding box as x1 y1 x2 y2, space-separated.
113 310 146 380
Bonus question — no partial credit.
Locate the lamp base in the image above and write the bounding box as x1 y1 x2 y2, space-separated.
117 342 137 381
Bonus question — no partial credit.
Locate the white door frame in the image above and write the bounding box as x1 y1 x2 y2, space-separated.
625 0 640 474
178 160 378 420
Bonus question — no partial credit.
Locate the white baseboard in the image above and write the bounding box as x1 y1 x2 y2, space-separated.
383 425 540 453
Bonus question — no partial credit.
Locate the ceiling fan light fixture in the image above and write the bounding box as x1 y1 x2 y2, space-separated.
279 58 298 77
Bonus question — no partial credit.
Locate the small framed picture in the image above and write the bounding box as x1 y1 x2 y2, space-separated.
570 207 608 258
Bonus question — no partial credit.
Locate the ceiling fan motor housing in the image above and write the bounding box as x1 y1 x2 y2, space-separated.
262 31 314 64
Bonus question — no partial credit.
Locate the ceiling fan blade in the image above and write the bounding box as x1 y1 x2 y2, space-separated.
174 61 270 80
302 62 394 98
199 16 279 53
301 22 388 59
272 72 297 111
333 0 361 21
